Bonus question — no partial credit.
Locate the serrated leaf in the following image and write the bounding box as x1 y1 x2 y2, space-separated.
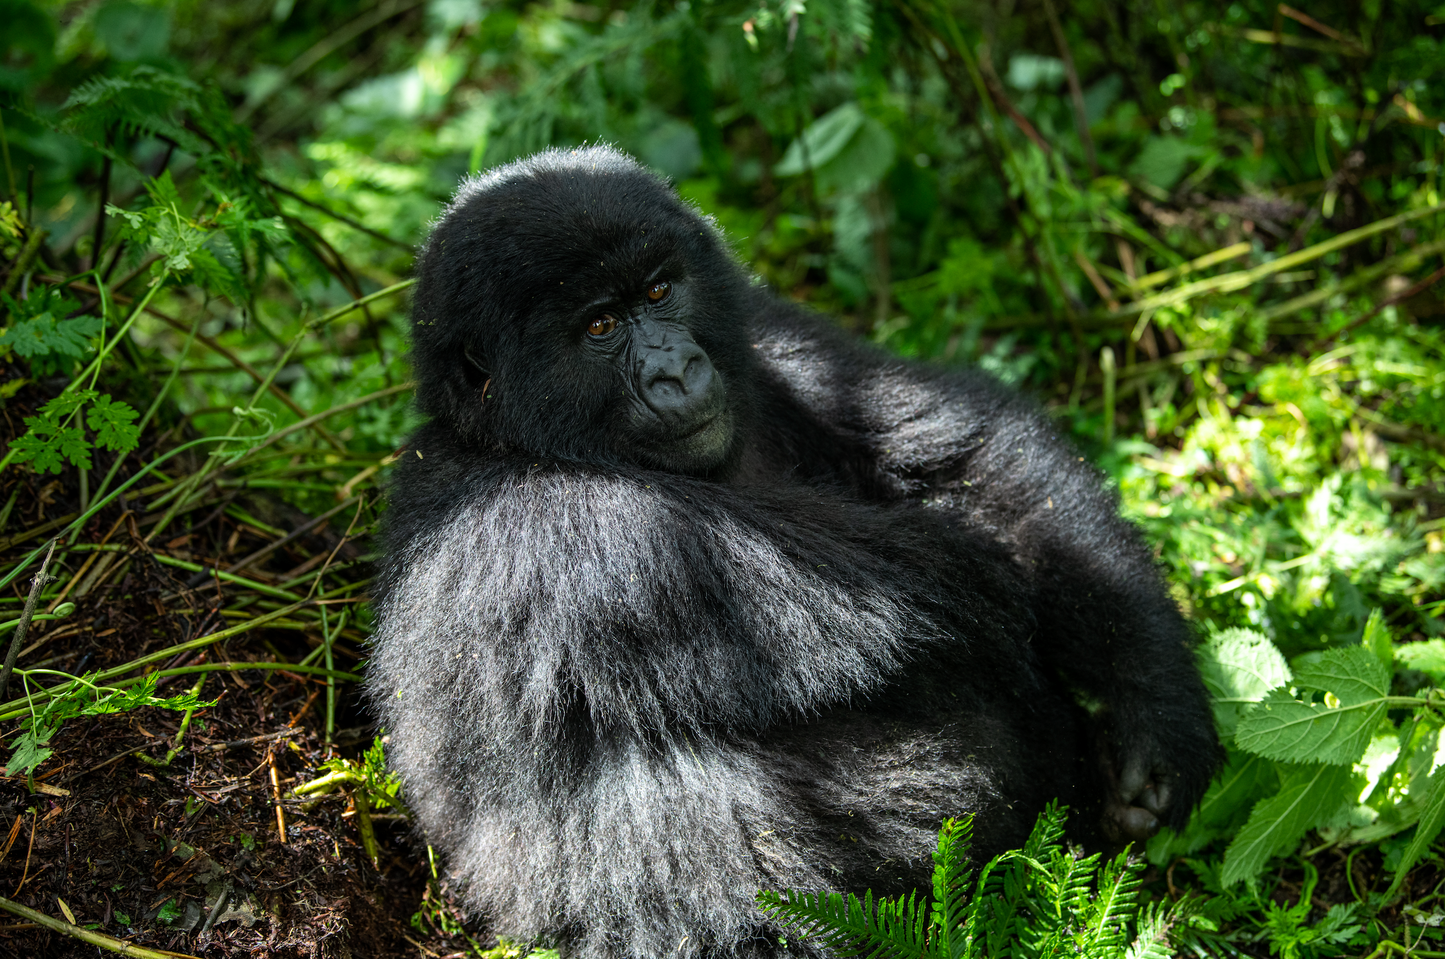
10 430 66 474
3 723 57 778
1221 763 1353 886
86 394 141 452
1234 647 1390 764
1387 763 1445 897
1199 627 1291 737
0 313 102 360
1398 639 1445 680
41 388 96 418
57 427 92 469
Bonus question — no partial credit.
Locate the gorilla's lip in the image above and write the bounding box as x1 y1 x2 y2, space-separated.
670 410 722 442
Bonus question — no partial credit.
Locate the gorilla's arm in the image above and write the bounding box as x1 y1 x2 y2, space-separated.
372 429 1036 747
748 301 1219 830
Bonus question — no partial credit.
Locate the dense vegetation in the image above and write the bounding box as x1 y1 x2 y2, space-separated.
0 0 1442 956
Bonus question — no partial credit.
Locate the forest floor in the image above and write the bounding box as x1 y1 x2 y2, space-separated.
0 376 473 959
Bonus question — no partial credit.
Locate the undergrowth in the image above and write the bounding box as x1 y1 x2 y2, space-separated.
0 0 1443 956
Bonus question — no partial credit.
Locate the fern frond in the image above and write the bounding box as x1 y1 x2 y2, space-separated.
1124 899 1186 959
1083 848 1143 953
757 888 924 959
929 817 976 959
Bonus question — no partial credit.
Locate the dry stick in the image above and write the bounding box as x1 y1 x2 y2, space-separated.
1277 3 1367 52
0 539 56 701
1040 0 1096 175
225 496 361 577
0 894 202 959
268 749 287 843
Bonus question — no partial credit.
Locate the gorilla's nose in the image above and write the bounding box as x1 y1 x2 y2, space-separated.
639 341 718 419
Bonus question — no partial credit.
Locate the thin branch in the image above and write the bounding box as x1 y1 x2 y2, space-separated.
0 539 56 701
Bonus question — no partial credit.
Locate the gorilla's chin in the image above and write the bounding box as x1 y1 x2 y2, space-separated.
636 409 734 474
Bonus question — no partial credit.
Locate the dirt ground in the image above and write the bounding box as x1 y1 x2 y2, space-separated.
0 381 480 959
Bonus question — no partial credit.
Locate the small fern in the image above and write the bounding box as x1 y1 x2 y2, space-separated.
757 804 1191 959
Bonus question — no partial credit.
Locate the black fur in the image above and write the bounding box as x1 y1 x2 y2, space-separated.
369 146 1220 959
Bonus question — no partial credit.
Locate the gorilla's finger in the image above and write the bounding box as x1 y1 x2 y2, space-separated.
1142 779 1173 816
1110 805 1161 841
1117 755 1149 804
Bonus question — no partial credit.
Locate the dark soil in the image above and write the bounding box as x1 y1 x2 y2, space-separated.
0 382 480 958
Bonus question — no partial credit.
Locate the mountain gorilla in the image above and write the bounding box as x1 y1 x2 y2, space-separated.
368 146 1219 959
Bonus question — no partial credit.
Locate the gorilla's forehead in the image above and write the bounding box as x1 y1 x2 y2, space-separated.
448 150 705 295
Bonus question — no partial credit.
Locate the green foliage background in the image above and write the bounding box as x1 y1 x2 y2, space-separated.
2 0 1445 955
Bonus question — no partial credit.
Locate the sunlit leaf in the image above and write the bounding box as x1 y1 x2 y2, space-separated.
1234 647 1391 765
1221 763 1353 886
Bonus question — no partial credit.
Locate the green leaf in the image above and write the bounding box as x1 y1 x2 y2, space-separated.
776 103 867 174
41 389 97 419
1387 763 1445 897
10 426 67 473
57 426 93 469
86 393 141 453
1199 627 1291 737
1362 607 1392 670
1220 764 1353 886
1234 647 1391 764
2 723 56 778
1397 639 1445 680
0 311 101 360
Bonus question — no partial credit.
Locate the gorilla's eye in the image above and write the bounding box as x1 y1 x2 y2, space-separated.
646 281 671 302
588 314 619 337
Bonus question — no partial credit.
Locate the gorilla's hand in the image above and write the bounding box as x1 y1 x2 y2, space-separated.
1102 749 1171 842
1099 704 1219 843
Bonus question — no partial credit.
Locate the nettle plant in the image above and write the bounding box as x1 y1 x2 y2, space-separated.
1155 610 1445 894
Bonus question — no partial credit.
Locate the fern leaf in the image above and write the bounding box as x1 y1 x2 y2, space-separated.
757 888 921 959
1079 848 1142 953
1124 900 1185 959
929 817 976 959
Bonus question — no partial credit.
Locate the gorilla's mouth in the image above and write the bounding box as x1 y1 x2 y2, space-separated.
636 407 734 473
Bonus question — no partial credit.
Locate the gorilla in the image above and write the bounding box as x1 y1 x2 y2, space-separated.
368 146 1219 959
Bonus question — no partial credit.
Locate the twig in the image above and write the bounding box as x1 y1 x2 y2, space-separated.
268 748 287 843
225 496 361 576
196 882 231 943
0 893 202 959
1308 261 1445 352
262 177 412 250
0 539 56 701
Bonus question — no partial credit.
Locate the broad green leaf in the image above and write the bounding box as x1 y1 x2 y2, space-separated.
775 103 866 175
1388 764 1445 897
1234 646 1390 764
1221 763 1353 886
1199 627 1291 737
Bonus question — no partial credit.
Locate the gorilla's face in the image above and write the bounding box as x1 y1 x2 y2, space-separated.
408 148 755 477
576 277 734 473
